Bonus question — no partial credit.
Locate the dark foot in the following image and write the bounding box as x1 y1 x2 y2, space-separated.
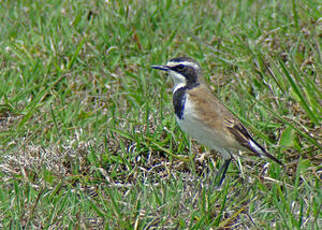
214 158 232 186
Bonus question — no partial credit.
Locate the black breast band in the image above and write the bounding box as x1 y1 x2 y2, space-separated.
173 87 186 119
172 83 199 120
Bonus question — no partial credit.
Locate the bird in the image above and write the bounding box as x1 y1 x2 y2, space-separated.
152 56 283 186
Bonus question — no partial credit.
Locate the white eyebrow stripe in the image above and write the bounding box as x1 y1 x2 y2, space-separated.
166 61 200 70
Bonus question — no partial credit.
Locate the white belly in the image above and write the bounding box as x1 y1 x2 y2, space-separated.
176 96 231 159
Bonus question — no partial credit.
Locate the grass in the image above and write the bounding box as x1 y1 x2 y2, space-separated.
0 0 321 229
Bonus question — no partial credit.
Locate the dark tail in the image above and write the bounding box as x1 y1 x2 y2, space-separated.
248 138 283 166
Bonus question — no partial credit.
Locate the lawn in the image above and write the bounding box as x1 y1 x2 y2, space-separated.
0 0 321 229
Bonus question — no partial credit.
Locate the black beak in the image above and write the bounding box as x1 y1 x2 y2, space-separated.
151 65 170 71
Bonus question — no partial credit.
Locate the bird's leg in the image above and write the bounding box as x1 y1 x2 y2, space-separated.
216 158 232 186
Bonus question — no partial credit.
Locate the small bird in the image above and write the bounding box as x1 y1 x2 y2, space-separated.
152 57 283 185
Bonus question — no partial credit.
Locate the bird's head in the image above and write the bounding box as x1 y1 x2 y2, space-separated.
152 57 201 91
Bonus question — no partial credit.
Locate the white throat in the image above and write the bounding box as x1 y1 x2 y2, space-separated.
173 82 186 94
169 71 186 93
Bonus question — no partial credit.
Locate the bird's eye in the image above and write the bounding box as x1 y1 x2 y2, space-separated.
176 65 185 71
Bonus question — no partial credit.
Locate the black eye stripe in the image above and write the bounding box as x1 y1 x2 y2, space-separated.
176 64 185 70
172 64 187 72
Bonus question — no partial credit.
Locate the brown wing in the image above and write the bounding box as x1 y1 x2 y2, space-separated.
224 107 283 165
188 85 247 149
224 118 261 156
188 85 283 165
